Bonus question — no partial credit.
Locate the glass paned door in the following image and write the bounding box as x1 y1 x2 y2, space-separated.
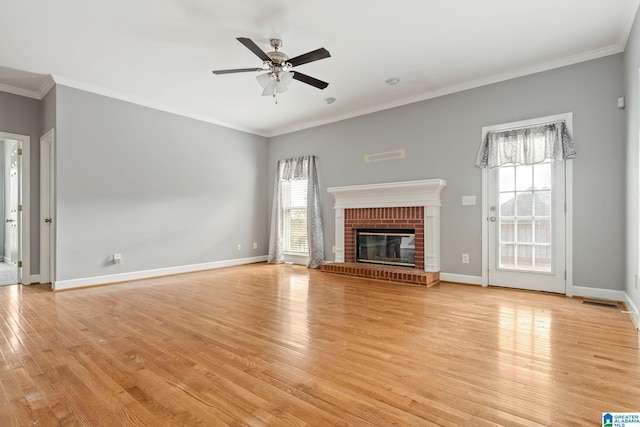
488 161 565 293
497 162 552 272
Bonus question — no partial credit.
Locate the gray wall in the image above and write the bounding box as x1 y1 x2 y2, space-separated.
55 85 269 281
624 12 640 312
268 54 626 290
0 91 41 275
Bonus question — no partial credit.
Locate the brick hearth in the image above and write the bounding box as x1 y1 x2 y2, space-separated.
321 262 439 287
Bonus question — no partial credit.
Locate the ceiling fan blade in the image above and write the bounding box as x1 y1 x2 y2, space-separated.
236 37 271 62
292 72 329 90
212 67 261 75
288 48 331 67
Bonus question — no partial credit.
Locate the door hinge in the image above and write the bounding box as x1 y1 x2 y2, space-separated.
564 270 567 280
564 201 567 213
18 205 22 212
18 261 22 268
17 148 22 155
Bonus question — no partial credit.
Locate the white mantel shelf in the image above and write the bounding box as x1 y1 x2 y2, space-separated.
327 179 447 272
327 179 446 209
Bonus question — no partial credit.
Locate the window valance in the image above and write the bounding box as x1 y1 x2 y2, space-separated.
280 156 309 180
476 121 575 168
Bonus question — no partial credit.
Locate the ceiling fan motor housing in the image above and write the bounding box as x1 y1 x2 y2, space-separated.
267 51 289 65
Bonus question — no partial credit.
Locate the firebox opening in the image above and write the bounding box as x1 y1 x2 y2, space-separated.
356 228 416 267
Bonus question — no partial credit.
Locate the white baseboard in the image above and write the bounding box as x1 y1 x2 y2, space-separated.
53 256 268 291
440 273 482 285
572 286 628 302
624 292 639 330
439 276 631 305
283 253 309 265
26 274 40 284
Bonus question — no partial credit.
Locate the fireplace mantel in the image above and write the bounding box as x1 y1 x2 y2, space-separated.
328 179 446 209
327 179 446 272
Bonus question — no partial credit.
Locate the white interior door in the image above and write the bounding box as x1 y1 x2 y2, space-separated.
487 160 566 293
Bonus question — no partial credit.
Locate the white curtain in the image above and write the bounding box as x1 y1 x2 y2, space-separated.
476 121 575 168
268 155 325 268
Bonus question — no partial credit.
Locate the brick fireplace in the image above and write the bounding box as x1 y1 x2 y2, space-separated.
322 179 446 286
345 207 424 269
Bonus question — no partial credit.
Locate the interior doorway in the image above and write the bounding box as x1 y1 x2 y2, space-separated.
0 131 31 286
0 138 21 285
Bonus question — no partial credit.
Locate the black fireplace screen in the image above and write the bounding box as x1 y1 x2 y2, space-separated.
356 229 416 267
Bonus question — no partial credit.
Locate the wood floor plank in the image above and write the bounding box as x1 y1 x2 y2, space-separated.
0 263 638 426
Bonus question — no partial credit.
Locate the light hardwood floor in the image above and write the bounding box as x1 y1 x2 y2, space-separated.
1 263 638 426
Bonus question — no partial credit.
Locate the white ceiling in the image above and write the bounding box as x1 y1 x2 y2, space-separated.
1 0 638 137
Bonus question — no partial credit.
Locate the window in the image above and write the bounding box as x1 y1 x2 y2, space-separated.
282 179 308 253
498 161 552 272
268 155 324 268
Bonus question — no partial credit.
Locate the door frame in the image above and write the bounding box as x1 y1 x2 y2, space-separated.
40 129 55 285
480 113 574 296
0 131 30 284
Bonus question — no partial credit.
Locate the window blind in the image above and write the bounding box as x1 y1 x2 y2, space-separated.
283 179 308 253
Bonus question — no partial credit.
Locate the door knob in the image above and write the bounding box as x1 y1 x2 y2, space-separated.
44 218 52 223
5 219 14 223
489 216 497 222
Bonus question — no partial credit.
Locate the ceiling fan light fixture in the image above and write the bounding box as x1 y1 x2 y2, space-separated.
256 72 272 88
277 70 293 89
256 70 293 96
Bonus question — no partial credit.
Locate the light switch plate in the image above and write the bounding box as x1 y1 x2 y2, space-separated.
462 195 476 206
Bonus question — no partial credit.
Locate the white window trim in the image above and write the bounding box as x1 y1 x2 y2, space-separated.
481 113 574 296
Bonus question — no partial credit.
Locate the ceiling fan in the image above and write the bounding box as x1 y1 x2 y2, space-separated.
212 37 331 99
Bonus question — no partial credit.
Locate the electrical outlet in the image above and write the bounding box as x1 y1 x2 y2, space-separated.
462 253 469 264
237 244 241 251
113 253 122 264
253 242 258 250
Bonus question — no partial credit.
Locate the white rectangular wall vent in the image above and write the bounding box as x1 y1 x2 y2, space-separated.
364 149 405 163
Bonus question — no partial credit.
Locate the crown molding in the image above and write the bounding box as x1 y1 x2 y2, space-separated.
38 76 56 98
0 34 632 138
268 44 624 137
0 75 55 100
0 82 42 100
52 75 266 137
617 0 640 50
